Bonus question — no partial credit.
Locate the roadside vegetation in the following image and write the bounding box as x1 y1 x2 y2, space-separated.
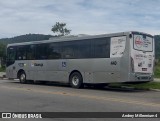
155 61 160 78
0 66 5 72
109 82 160 90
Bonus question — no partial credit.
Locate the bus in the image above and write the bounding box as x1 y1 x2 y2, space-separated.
6 31 155 88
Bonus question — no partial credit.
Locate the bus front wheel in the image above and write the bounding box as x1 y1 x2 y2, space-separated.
69 72 83 89
19 71 27 84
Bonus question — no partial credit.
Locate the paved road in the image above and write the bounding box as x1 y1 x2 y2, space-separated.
0 79 160 121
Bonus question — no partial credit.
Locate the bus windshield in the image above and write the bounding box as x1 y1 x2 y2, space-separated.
133 34 153 52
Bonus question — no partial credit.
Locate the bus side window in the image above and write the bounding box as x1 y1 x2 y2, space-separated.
48 43 62 59
93 38 110 58
35 44 48 60
26 45 35 60
16 46 27 60
74 40 92 58
62 42 74 59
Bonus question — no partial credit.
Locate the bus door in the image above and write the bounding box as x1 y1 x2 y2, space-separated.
6 46 16 78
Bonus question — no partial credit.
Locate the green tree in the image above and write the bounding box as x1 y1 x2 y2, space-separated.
51 22 71 36
154 35 160 59
0 43 6 68
0 43 6 57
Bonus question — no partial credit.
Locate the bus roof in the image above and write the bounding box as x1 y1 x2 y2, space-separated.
7 31 153 47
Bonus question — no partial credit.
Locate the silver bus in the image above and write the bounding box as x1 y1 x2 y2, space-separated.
6 31 155 88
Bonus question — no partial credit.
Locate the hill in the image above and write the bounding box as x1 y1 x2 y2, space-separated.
0 34 53 44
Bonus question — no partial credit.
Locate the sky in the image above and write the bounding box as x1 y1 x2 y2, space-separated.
0 0 160 38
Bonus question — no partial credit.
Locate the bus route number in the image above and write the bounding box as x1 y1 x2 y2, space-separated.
111 61 117 65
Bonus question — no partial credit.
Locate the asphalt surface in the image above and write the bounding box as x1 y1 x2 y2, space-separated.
0 79 160 121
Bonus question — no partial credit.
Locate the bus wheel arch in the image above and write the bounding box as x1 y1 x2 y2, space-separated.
69 70 84 89
17 69 27 84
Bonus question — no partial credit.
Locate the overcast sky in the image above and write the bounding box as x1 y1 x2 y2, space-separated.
0 0 160 38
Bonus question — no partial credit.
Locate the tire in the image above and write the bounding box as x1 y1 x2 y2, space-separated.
69 72 83 89
19 71 27 84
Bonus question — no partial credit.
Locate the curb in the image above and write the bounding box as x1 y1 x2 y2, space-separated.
0 78 8 80
0 76 6 79
149 89 160 92
154 79 160 82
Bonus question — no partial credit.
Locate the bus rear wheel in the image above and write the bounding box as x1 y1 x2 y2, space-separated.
69 72 83 89
19 71 27 84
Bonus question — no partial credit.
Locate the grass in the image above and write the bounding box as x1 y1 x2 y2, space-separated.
109 82 160 90
155 62 160 78
0 66 5 72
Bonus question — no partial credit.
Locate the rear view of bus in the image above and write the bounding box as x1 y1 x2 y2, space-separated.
129 32 155 82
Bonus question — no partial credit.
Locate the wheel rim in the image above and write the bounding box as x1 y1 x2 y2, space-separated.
20 73 26 82
72 76 79 86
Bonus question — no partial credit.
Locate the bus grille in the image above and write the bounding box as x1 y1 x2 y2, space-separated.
141 77 149 80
